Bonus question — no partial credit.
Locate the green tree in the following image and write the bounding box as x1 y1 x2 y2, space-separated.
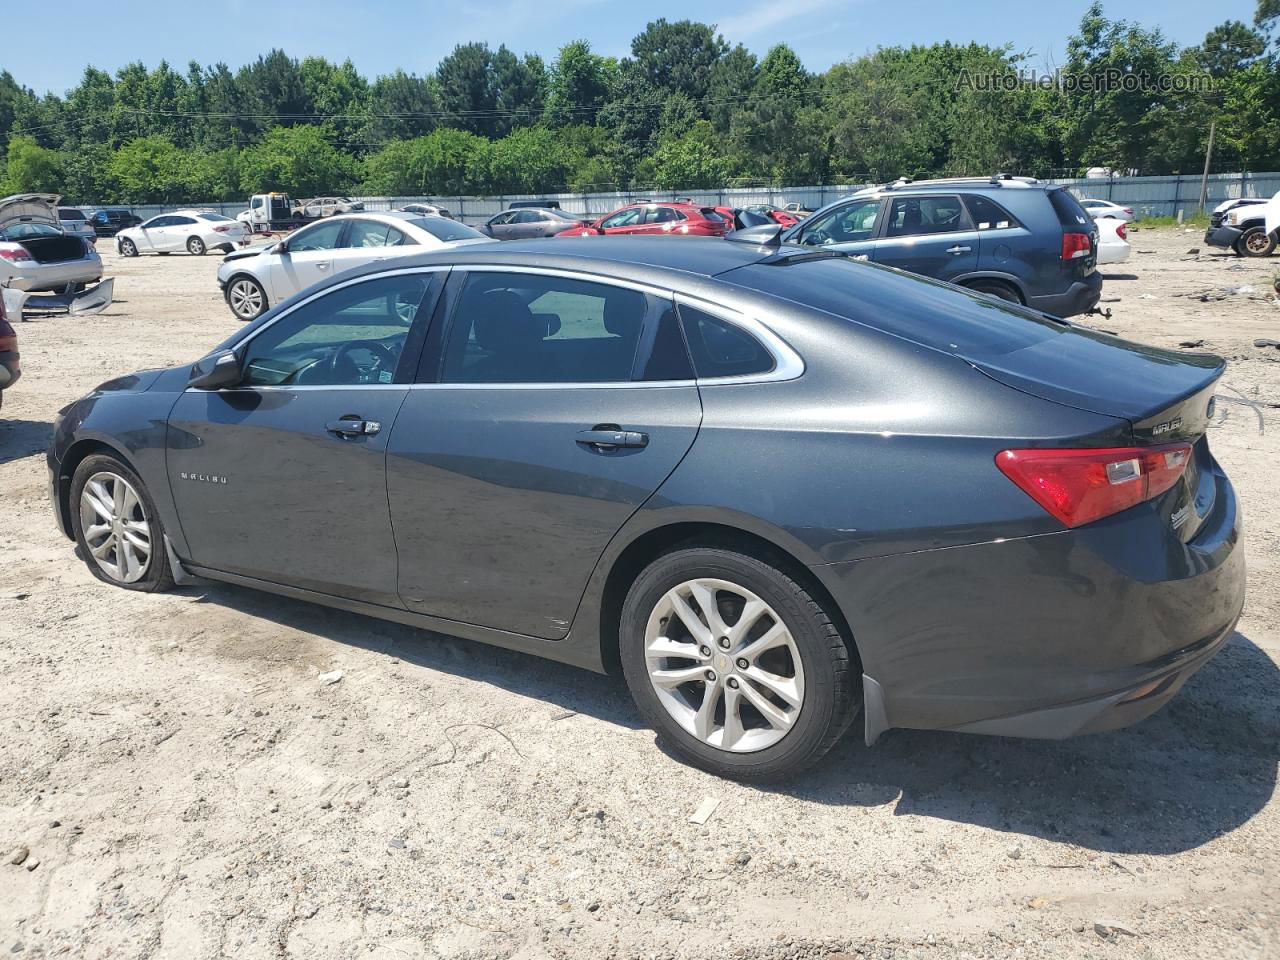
630 19 727 102
3 135 64 193
360 128 488 195
238 125 355 195
644 120 731 187
1195 21 1267 76
544 41 614 127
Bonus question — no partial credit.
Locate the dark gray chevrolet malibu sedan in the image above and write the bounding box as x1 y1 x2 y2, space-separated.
48 237 1244 780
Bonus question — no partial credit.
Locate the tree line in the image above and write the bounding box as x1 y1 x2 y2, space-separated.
1 2 1278 205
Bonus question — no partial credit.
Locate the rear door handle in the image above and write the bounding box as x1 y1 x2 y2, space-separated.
576 428 648 449
326 418 381 437
316 262 331 270
946 245 972 254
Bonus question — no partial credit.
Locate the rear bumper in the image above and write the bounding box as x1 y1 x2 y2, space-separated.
6 257 104 293
1027 271 1102 318
1204 225 1243 249
824 458 1245 742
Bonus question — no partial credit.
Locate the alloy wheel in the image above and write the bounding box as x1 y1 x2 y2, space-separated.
228 278 264 319
78 471 152 584
120 238 137 257
644 577 805 752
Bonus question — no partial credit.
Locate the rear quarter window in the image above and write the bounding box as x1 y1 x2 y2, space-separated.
677 304 774 378
1049 189 1091 229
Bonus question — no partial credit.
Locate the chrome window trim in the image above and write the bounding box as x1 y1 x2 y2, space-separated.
191 263 804 395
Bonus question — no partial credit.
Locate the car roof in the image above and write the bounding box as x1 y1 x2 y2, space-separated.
321 237 778 289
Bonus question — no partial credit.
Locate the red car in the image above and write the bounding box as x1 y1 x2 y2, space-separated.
557 201 729 238
743 205 801 228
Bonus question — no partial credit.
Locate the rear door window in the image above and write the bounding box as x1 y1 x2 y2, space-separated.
439 273 653 383
347 219 397 248
962 194 1021 230
884 195 971 236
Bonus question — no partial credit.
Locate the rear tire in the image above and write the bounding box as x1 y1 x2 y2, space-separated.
1235 226 1276 258
187 236 206 256
70 454 174 593
619 546 858 781
965 279 1023 304
119 237 138 257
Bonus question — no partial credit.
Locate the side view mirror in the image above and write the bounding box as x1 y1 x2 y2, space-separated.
275 238 289 254
188 348 242 390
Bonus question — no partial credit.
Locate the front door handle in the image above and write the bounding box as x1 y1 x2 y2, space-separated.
576 427 648 449
316 262 330 270
946 245 972 255
326 418 381 437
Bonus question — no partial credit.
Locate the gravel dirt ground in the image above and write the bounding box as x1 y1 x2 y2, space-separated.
2 229 1279 960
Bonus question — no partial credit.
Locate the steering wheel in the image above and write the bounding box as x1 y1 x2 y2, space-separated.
328 339 398 384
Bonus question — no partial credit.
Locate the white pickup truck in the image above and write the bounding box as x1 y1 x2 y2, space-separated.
1203 192 1280 257
236 194 364 234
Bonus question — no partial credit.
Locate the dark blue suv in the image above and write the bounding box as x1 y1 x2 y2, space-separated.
777 176 1102 317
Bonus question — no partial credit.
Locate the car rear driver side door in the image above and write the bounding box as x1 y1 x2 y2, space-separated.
385 268 703 639
167 270 443 605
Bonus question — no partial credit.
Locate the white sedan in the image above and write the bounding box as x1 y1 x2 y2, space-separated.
1079 198 1136 222
116 210 250 257
1095 216 1130 264
216 211 491 321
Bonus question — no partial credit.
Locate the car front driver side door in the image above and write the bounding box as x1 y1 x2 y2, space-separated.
793 199 883 258
269 219 348 303
167 270 443 605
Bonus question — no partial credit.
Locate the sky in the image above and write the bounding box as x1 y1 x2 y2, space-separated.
4 0 1264 95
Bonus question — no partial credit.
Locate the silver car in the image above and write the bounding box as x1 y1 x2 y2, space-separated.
57 207 99 246
216 210 491 321
481 207 582 240
0 194 112 317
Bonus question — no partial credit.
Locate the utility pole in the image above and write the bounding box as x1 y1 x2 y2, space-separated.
1197 117 1216 213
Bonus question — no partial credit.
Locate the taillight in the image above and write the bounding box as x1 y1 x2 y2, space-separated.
1061 232 1091 260
0 247 32 264
1116 223 1127 241
1123 208 1133 215
996 444 1193 528
213 224 232 233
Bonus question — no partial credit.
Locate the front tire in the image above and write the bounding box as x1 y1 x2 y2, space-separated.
1236 226 1276 258
619 547 857 781
119 237 138 257
70 454 174 593
226 275 268 321
187 236 206 256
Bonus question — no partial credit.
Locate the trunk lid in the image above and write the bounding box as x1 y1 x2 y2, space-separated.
0 193 61 231
964 327 1223 444
969 329 1223 542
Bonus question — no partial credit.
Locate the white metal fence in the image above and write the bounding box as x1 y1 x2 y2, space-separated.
99 172 1280 225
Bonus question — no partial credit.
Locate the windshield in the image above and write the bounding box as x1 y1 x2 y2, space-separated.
408 217 487 242
2 222 63 240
